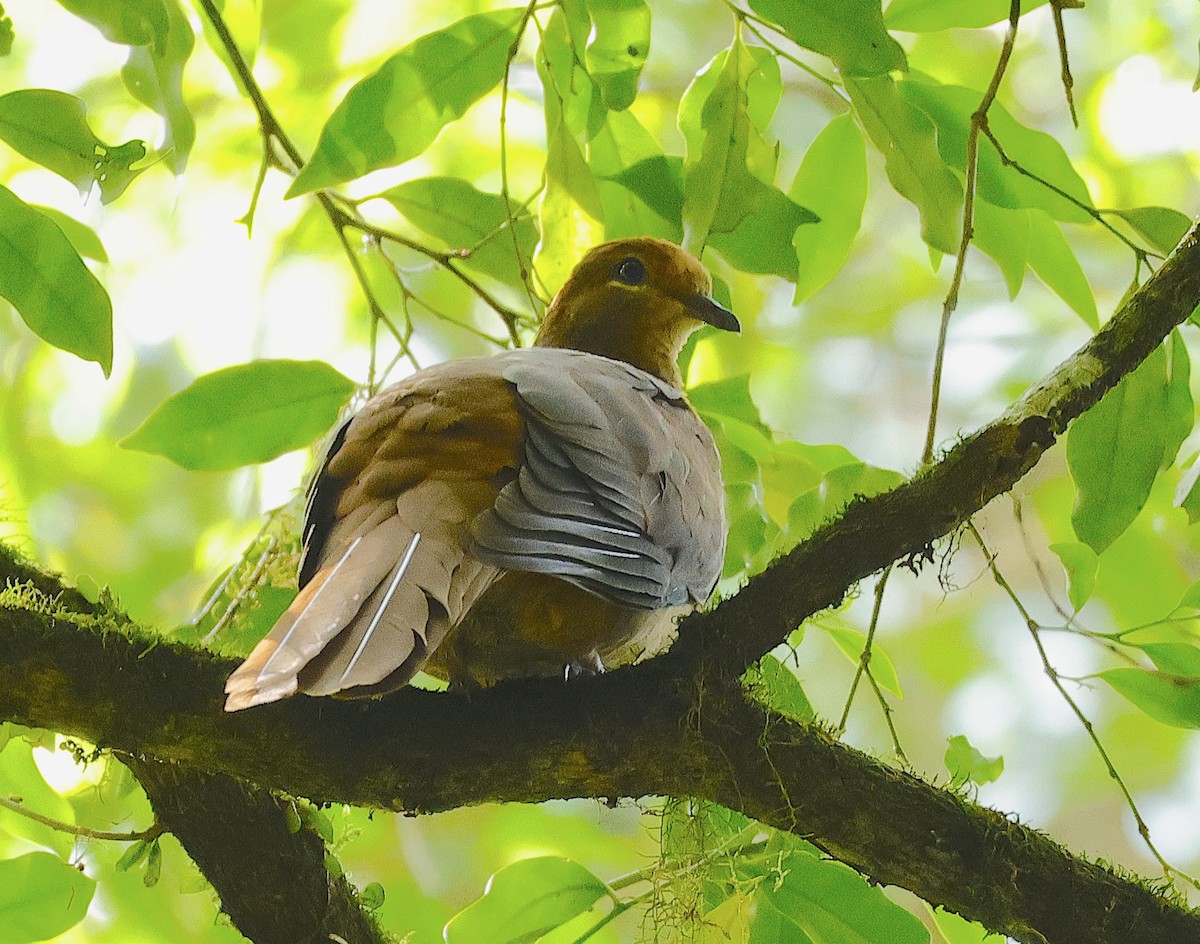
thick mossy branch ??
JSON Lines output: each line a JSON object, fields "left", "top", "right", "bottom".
{"left": 0, "top": 544, "right": 389, "bottom": 944}
{"left": 2, "top": 226, "right": 1199, "bottom": 944}
{"left": 129, "top": 758, "right": 390, "bottom": 944}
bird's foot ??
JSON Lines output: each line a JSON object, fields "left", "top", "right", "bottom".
{"left": 564, "top": 651, "right": 605, "bottom": 682}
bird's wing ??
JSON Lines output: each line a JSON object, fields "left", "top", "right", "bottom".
{"left": 470, "top": 348, "right": 727, "bottom": 610}
{"left": 224, "top": 357, "right": 519, "bottom": 710}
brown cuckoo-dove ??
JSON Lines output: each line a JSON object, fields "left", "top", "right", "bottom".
{"left": 224, "top": 237, "right": 737, "bottom": 710}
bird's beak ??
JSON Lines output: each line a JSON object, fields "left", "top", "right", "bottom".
{"left": 685, "top": 294, "right": 741, "bottom": 333}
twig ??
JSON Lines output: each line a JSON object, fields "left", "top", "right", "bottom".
{"left": 981, "top": 128, "right": 1157, "bottom": 262}
{"left": 836, "top": 566, "right": 891, "bottom": 732}
{"left": 202, "top": 535, "right": 277, "bottom": 645}
{"left": 499, "top": 0, "right": 542, "bottom": 318}
{"left": 1050, "top": 0, "right": 1080, "bottom": 127}
{"left": 922, "top": 0, "right": 1022, "bottom": 467}
{"left": 193, "top": 0, "right": 528, "bottom": 352}
{"left": 0, "top": 795, "right": 161, "bottom": 843}
{"left": 968, "top": 522, "right": 1200, "bottom": 892}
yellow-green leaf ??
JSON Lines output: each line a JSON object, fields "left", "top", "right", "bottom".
{"left": 288, "top": 8, "right": 525, "bottom": 196}
{"left": 886, "top": 0, "right": 1050, "bottom": 32}
{"left": 1113, "top": 206, "right": 1193, "bottom": 255}
{"left": 945, "top": 734, "right": 1004, "bottom": 787}
{"left": 583, "top": 0, "right": 650, "bottom": 110}
{"left": 1049, "top": 541, "right": 1098, "bottom": 612}
{"left": 791, "top": 114, "right": 868, "bottom": 302}
{"left": 0, "top": 89, "right": 147, "bottom": 203}
{"left": 1068, "top": 343, "right": 1171, "bottom": 552}
{"left": 120, "top": 359, "right": 357, "bottom": 471}
{"left": 1027, "top": 209, "right": 1097, "bottom": 328}
{"left": 0, "top": 185, "right": 113, "bottom": 375}
{"left": 0, "top": 852, "right": 95, "bottom": 944}
{"left": 750, "top": 0, "right": 906, "bottom": 75}
{"left": 846, "top": 75, "right": 962, "bottom": 254}
{"left": 444, "top": 856, "right": 610, "bottom": 944}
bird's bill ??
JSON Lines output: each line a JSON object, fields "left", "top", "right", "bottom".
{"left": 685, "top": 293, "right": 741, "bottom": 333}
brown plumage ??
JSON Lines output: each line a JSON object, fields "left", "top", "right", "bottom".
{"left": 224, "top": 237, "right": 738, "bottom": 710}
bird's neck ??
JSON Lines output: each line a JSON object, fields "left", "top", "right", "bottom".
{"left": 535, "top": 312, "right": 687, "bottom": 388}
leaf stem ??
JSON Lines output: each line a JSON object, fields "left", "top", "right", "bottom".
{"left": 968, "top": 521, "right": 1200, "bottom": 892}
{"left": 0, "top": 794, "right": 161, "bottom": 844}
{"left": 922, "top": 0, "right": 1022, "bottom": 467}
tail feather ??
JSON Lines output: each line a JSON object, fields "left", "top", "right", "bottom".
{"left": 224, "top": 481, "right": 501, "bottom": 711}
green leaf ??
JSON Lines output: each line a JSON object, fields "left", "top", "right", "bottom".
{"left": 121, "top": 0, "right": 195, "bottom": 174}
{"left": 361, "top": 881, "right": 385, "bottom": 910}
{"left": 899, "top": 75, "right": 1093, "bottom": 224}
{"left": 680, "top": 39, "right": 783, "bottom": 251}
{"left": 1099, "top": 667, "right": 1200, "bottom": 728}
{"left": 1112, "top": 207, "right": 1194, "bottom": 255}
{"left": 757, "top": 849, "right": 930, "bottom": 944}
{"left": 0, "top": 7, "right": 12, "bottom": 56}
{"left": 710, "top": 179, "right": 817, "bottom": 279}
{"left": 1163, "top": 329, "right": 1193, "bottom": 469}
{"left": 1027, "top": 209, "right": 1097, "bottom": 328}
{"left": 583, "top": 0, "right": 650, "bottom": 110}
{"left": 143, "top": 838, "right": 162, "bottom": 887}
{"left": 444, "top": 856, "right": 610, "bottom": 944}
{"left": 380, "top": 177, "right": 536, "bottom": 288}
{"left": 791, "top": 114, "right": 868, "bottom": 301}
{"left": 944, "top": 734, "right": 1003, "bottom": 787}
{"left": 287, "top": 8, "right": 526, "bottom": 196}
{"left": 1177, "top": 453, "right": 1200, "bottom": 525}
{"left": 28, "top": 205, "right": 108, "bottom": 261}
{"left": 115, "top": 839, "right": 152, "bottom": 872}
{"left": 1137, "top": 642, "right": 1200, "bottom": 676}
{"left": 746, "top": 654, "right": 816, "bottom": 722}
{"left": 929, "top": 907, "right": 992, "bottom": 944}
{"left": 885, "top": 0, "right": 1050, "bottom": 32}
{"left": 54, "top": 0, "right": 168, "bottom": 46}
{"left": 691, "top": 375, "right": 772, "bottom": 435}
{"left": 724, "top": 481, "right": 783, "bottom": 577}
{"left": 749, "top": 0, "right": 906, "bottom": 75}
{"left": 823, "top": 625, "right": 903, "bottom": 697}
{"left": 605, "top": 154, "right": 684, "bottom": 227}
{"left": 592, "top": 113, "right": 683, "bottom": 241}
{"left": 846, "top": 76, "right": 962, "bottom": 254}
{"left": 0, "top": 89, "right": 147, "bottom": 203}
{"left": 1068, "top": 342, "right": 1175, "bottom": 552}
{"left": 120, "top": 360, "right": 357, "bottom": 471}
{"left": 1049, "top": 541, "right": 1098, "bottom": 611}
{"left": 972, "top": 201, "right": 1028, "bottom": 298}
{"left": 0, "top": 186, "right": 113, "bottom": 375}
{"left": 535, "top": 7, "right": 605, "bottom": 292}
{"left": 0, "top": 851, "right": 96, "bottom": 943}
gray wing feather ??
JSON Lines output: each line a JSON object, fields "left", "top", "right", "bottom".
{"left": 469, "top": 349, "right": 726, "bottom": 610}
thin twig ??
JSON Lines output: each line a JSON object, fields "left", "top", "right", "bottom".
{"left": 499, "top": 0, "right": 542, "bottom": 318}
{"left": 202, "top": 535, "right": 277, "bottom": 645}
{"left": 193, "top": 0, "right": 529, "bottom": 350}
{"left": 0, "top": 795, "right": 161, "bottom": 844}
{"left": 968, "top": 522, "right": 1200, "bottom": 892}
{"left": 1050, "top": 0, "right": 1080, "bottom": 126}
{"left": 922, "top": 0, "right": 1022, "bottom": 467}
{"left": 836, "top": 566, "right": 891, "bottom": 732}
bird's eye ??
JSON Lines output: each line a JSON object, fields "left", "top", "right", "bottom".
{"left": 613, "top": 257, "right": 647, "bottom": 286}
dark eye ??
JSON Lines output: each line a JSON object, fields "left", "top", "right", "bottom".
{"left": 614, "top": 257, "right": 647, "bottom": 286}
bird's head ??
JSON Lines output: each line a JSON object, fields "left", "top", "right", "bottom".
{"left": 534, "top": 237, "right": 740, "bottom": 387}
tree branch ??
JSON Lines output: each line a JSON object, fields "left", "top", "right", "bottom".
{"left": 2, "top": 223, "right": 1199, "bottom": 944}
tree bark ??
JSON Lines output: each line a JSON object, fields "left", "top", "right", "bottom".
{"left": 2, "top": 224, "right": 1199, "bottom": 944}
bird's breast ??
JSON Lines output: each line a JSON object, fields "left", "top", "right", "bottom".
{"left": 422, "top": 570, "right": 685, "bottom": 687}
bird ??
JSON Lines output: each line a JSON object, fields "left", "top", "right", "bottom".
{"left": 224, "top": 236, "right": 739, "bottom": 711}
